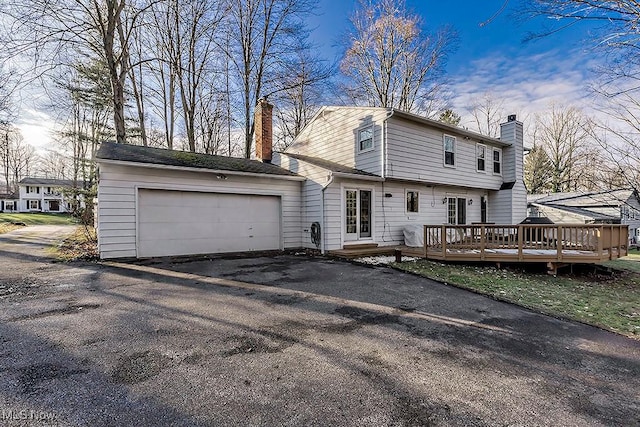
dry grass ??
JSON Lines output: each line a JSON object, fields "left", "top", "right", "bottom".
{"left": 0, "top": 223, "right": 22, "bottom": 234}
{"left": 55, "top": 226, "right": 99, "bottom": 262}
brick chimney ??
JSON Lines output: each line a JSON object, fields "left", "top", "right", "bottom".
{"left": 255, "top": 98, "right": 273, "bottom": 162}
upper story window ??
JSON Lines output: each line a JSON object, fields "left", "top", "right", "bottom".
{"left": 493, "top": 148, "right": 502, "bottom": 174}
{"left": 476, "top": 144, "right": 486, "bottom": 172}
{"left": 358, "top": 127, "right": 373, "bottom": 152}
{"left": 406, "top": 190, "right": 419, "bottom": 213}
{"left": 26, "top": 186, "right": 40, "bottom": 194}
{"left": 443, "top": 135, "right": 456, "bottom": 167}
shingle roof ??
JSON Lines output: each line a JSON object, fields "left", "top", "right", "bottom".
{"left": 19, "top": 177, "right": 85, "bottom": 187}
{"left": 96, "top": 142, "right": 298, "bottom": 177}
{"left": 0, "top": 192, "right": 17, "bottom": 199}
{"left": 528, "top": 189, "right": 635, "bottom": 207}
{"left": 281, "top": 152, "right": 379, "bottom": 177}
{"left": 534, "top": 203, "right": 620, "bottom": 221}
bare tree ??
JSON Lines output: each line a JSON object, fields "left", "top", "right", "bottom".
{"left": 523, "top": 144, "right": 552, "bottom": 194}
{"left": 1, "top": 0, "right": 157, "bottom": 144}
{"left": 224, "top": 0, "right": 315, "bottom": 158}
{"left": 340, "top": 0, "right": 457, "bottom": 115}
{"left": 590, "top": 93, "right": 640, "bottom": 194}
{"left": 271, "top": 43, "right": 334, "bottom": 150}
{"left": 533, "top": 105, "right": 593, "bottom": 192}
{"left": 1, "top": 129, "right": 37, "bottom": 191}
{"left": 467, "top": 92, "right": 505, "bottom": 137}
{"left": 37, "top": 149, "right": 73, "bottom": 180}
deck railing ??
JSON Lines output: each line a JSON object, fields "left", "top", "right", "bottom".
{"left": 423, "top": 224, "right": 628, "bottom": 263}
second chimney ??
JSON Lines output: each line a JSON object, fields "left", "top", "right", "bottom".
{"left": 255, "top": 98, "right": 273, "bottom": 163}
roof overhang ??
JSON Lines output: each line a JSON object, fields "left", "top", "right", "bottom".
{"left": 330, "top": 171, "right": 384, "bottom": 182}
{"left": 96, "top": 158, "right": 306, "bottom": 181}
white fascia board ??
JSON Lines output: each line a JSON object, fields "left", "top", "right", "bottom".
{"left": 331, "top": 171, "right": 384, "bottom": 182}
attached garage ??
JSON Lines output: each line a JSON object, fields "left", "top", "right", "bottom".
{"left": 95, "top": 142, "right": 304, "bottom": 259}
{"left": 137, "top": 189, "right": 282, "bottom": 257}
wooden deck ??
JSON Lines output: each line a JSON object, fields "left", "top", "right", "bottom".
{"left": 424, "top": 224, "right": 628, "bottom": 273}
{"left": 330, "top": 224, "right": 629, "bottom": 274}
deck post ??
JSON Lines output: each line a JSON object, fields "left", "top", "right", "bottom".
{"left": 423, "top": 225, "right": 428, "bottom": 258}
{"left": 557, "top": 225, "right": 563, "bottom": 261}
{"left": 517, "top": 225, "right": 523, "bottom": 261}
{"left": 480, "top": 225, "right": 485, "bottom": 261}
{"left": 441, "top": 225, "right": 447, "bottom": 259}
{"left": 597, "top": 225, "right": 604, "bottom": 260}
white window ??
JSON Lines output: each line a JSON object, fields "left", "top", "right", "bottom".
{"left": 406, "top": 190, "right": 419, "bottom": 213}
{"left": 493, "top": 148, "right": 502, "bottom": 174}
{"left": 444, "top": 135, "right": 456, "bottom": 167}
{"left": 476, "top": 144, "right": 486, "bottom": 172}
{"left": 28, "top": 200, "right": 39, "bottom": 210}
{"left": 358, "top": 127, "right": 373, "bottom": 152}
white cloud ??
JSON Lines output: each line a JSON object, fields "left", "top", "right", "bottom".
{"left": 449, "top": 48, "right": 599, "bottom": 129}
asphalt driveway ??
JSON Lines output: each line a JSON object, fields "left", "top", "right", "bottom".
{"left": 0, "top": 226, "right": 639, "bottom": 426}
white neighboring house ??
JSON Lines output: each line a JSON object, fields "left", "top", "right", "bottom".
{"left": 95, "top": 100, "right": 527, "bottom": 259}
{"left": 528, "top": 189, "right": 640, "bottom": 245}
{"left": 17, "top": 178, "right": 86, "bottom": 213}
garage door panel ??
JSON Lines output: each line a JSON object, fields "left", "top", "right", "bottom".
{"left": 138, "top": 189, "right": 281, "bottom": 257}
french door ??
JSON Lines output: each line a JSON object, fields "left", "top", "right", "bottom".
{"left": 345, "top": 189, "right": 372, "bottom": 241}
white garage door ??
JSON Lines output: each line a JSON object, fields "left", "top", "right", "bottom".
{"left": 138, "top": 189, "right": 281, "bottom": 257}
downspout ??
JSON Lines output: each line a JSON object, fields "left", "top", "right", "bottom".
{"left": 383, "top": 109, "right": 395, "bottom": 179}
{"left": 320, "top": 172, "right": 335, "bottom": 254}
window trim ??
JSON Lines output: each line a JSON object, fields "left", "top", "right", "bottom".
{"left": 476, "top": 144, "right": 486, "bottom": 172}
{"left": 405, "top": 190, "right": 419, "bottom": 214}
{"left": 357, "top": 126, "right": 374, "bottom": 153}
{"left": 492, "top": 148, "right": 502, "bottom": 175}
{"left": 443, "top": 134, "right": 456, "bottom": 168}
{"left": 28, "top": 200, "right": 39, "bottom": 210}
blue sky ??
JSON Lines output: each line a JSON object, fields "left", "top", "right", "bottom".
{"left": 308, "top": 0, "right": 599, "bottom": 128}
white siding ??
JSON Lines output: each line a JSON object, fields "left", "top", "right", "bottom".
{"left": 274, "top": 152, "right": 330, "bottom": 249}
{"left": 97, "top": 162, "right": 302, "bottom": 259}
{"left": 498, "top": 120, "right": 527, "bottom": 223}
{"left": 322, "top": 178, "right": 488, "bottom": 251}
{"left": 286, "top": 107, "right": 388, "bottom": 175}
{"left": 385, "top": 116, "right": 505, "bottom": 190}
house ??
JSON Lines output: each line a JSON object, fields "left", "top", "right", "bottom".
{"left": 95, "top": 100, "right": 526, "bottom": 259}
{"left": 17, "top": 178, "right": 85, "bottom": 213}
{"left": 0, "top": 188, "right": 18, "bottom": 212}
{"left": 528, "top": 189, "right": 640, "bottom": 245}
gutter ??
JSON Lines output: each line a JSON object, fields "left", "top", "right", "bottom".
{"left": 383, "top": 109, "right": 395, "bottom": 179}
{"left": 96, "top": 158, "right": 306, "bottom": 181}
{"left": 330, "top": 171, "right": 384, "bottom": 182}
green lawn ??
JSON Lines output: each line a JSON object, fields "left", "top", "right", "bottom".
{"left": 605, "top": 249, "right": 640, "bottom": 273}
{"left": 393, "top": 258, "right": 640, "bottom": 339}
{"left": 0, "top": 212, "right": 78, "bottom": 226}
